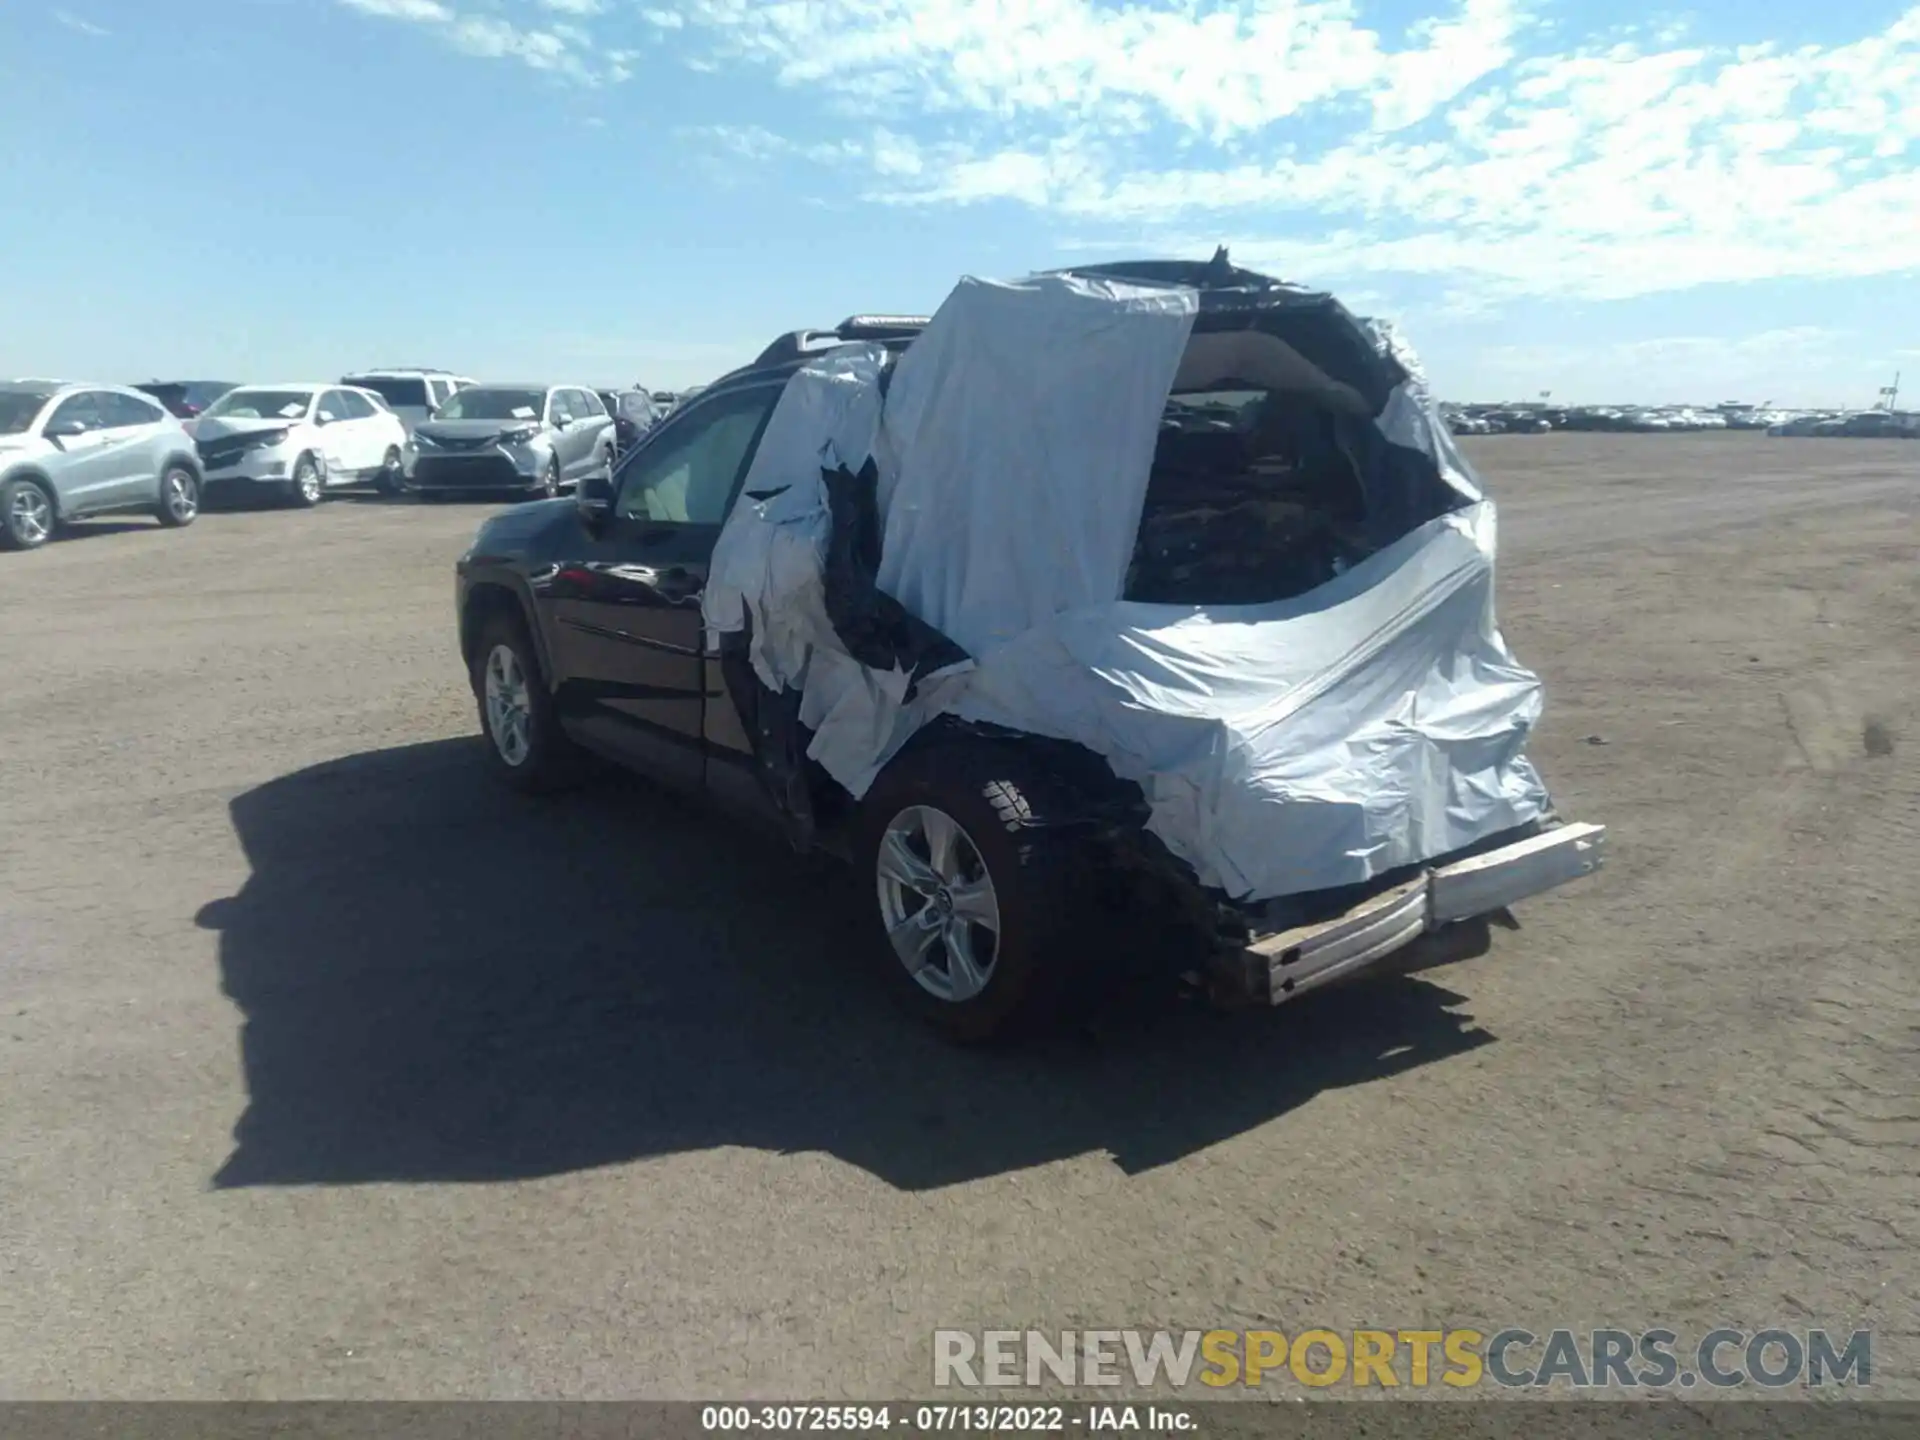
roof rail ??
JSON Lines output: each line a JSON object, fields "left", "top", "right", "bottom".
{"left": 749, "top": 329, "right": 845, "bottom": 369}
{"left": 751, "top": 316, "right": 930, "bottom": 370}
{"left": 835, "top": 314, "right": 929, "bottom": 335}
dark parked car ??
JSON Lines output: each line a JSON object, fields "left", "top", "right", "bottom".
{"left": 132, "top": 380, "right": 237, "bottom": 431}
{"left": 597, "top": 387, "right": 661, "bottom": 455}
{"left": 454, "top": 281, "right": 1603, "bottom": 1042}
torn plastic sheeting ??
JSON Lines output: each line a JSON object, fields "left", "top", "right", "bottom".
{"left": 948, "top": 502, "right": 1552, "bottom": 899}
{"left": 703, "top": 343, "right": 976, "bottom": 800}
{"left": 703, "top": 341, "right": 891, "bottom": 691}
{"left": 873, "top": 274, "right": 1199, "bottom": 658}
{"left": 703, "top": 267, "right": 1554, "bottom": 901}
{"left": 820, "top": 456, "right": 969, "bottom": 699}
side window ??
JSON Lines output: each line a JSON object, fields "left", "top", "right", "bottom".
{"left": 100, "top": 391, "right": 167, "bottom": 427}
{"left": 317, "top": 389, "right": 351, "bottom": 423}
{"left": 338, "top": 391, "right": 376, "bottom": 420}
{"left": 47, "top": 392, "right": 107, "bottom": 434}
{"left": 615, "top": 386, "right": 782, "bottom": 525}
{"left": 574, "top": 389, "right": 606, "bottom": 418}
{"left": 546, "top": 390, "right": 575, "bottom": 427}
{"left": 427, "top": 379, "right": 452, "bottom": 409}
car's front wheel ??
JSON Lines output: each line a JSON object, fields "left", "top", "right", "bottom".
{"left": 2, "top": 477, "right": 57, "bottom": 551}
{"left": 286, "top": 454, "right": 324, "bottom": 508}
{"left": 532, "top": 456, "right": 561, "bottom": 501}
{"left": 375, "top": 447, "right": 405, "bottom": 496}
{"left": 154, "top": 465, "right": 199, "bottom": 528}
{"left": 470, "top": 612, "right": 586, "bottom": 792}
{"left": 855, "top": 742, "right": 1092, "bottom": 1043}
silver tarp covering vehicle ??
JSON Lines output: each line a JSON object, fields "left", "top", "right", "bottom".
{"left": 705, "top": 259, "right": 1599, "bottom": 919}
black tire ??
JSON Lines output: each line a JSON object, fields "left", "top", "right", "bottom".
{"left": 286, "top": 454, "right": 324, "bottom": 508}
{"left": 469, "top": 611, "right": 586, "bottom": 793}
{"left": 154, "top": 464, "right": 199, "bottom": 528}
{"left": 2, "top": 476, "right": 57, "bottom": 551}
{"left": 854, "top": 741, "right": 1094, "bottom": 1044}
{"left": 375, "top": 447, "right": 404, "bottom": 496}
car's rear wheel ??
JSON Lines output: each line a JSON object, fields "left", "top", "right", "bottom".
{"left": 470, "top": 612, "right": 586, "bottom": 792}
{"left": 154, "top": 465, "right": 199, "bottom": 528}
{"left": 855, "top": 742, "right": 1093, "bottom": 1043}
{"left": 2, "top": 478, "right": 56, "bottom": 551}
{"left": 286, "top": 455, "right": 323, "bottom": 508}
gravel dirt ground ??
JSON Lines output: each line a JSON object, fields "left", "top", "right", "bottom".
{"left": 0, "top": 435, "right": 1915, "bottom": 1400}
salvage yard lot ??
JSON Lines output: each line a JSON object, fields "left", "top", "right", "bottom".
{"left": 1, "top": 434, "right": 1915, "bottom": 1397}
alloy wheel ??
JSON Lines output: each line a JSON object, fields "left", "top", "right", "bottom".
{"left": 165, "top": 471, "right": 197, "bottom": 523}
{"left": 10, "top": 486, "right": 52, "bottom": 546}
{"left": 875, "top": 804, "right": 1002, "bottom": 1002}
{"left": 483, "top": 643, "right": 533, "bottom": 767}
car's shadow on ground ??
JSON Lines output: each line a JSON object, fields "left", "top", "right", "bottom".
{"left": 200, "top": 738, "right": 1497, "bottom": 1192}
{"left": 53, "top": 518, "right": 162, "bottom": 541}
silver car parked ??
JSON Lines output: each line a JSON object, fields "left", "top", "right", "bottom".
{"left": 405, "top": 383, "right": 615, "bottom": 501}
{"left": 0, "top": 381, "right": 204, "bottom": 551}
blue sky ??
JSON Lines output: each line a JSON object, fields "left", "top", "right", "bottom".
{"left": 3, "top": 0, "right": 1915, "bottom": 404}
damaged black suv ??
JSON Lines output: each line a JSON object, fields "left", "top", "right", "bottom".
{"left": 455, "top": 257, "right": 1603, "bottom": 1042}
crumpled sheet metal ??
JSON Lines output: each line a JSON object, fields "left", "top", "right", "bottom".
{"left": 705, "top": 272, "right": 1553, "bottom": 901}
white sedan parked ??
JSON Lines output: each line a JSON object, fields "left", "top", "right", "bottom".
{"left": 193, "top": 384, "right": 409, "bottom": 507}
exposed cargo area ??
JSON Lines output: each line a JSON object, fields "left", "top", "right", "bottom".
{"left": 1129, "top": 391, "right": 1384, "bottom": 605}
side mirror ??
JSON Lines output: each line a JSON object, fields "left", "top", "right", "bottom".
{"left": 46, "top": 419, "right": 88, "bottom": 439}
{"left": 577, "top": 469, "right": 615, "bottom": 527}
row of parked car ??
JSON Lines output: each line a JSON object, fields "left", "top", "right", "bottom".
{"left": 0, "top": 369, "right": 691, "bottom": 551}
{"left": 1444, "top": 401, "right": 1919, "bottom": 437}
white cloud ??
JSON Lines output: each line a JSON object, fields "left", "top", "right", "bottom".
{"left": 650, "top": 0, "right": 1920, "bottom": 303}
{"left": 668, "top": 0, "right": 1526, "bottom": 141}
{"left": 337, "top": 0, "right": 448, "bottom": 19}
{"left": 51, "top": 7, "right": 110, "bottom": 34}
{"left": 332, "top": 0, "right": 625, "bottom": 86}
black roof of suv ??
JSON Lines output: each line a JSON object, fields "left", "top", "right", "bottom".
{"left": 720, "top": 253, "right": 1406, "bottom": 414}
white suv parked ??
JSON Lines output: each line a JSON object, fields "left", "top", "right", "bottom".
{"left": 341, "top": 369, "right": 472, "bottom": 490}
{"left": 193, "top": 384, "right": 410, "bottom": 507}
{"left": 340, "top": 369, "right": 471, "bottom": 433}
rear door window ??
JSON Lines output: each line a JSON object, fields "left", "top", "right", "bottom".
{"left": 101, "top": 391, "right": 168, "bottom": 427}
{"left": 347, "top": 376, "right": 429, "bottom": 410}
